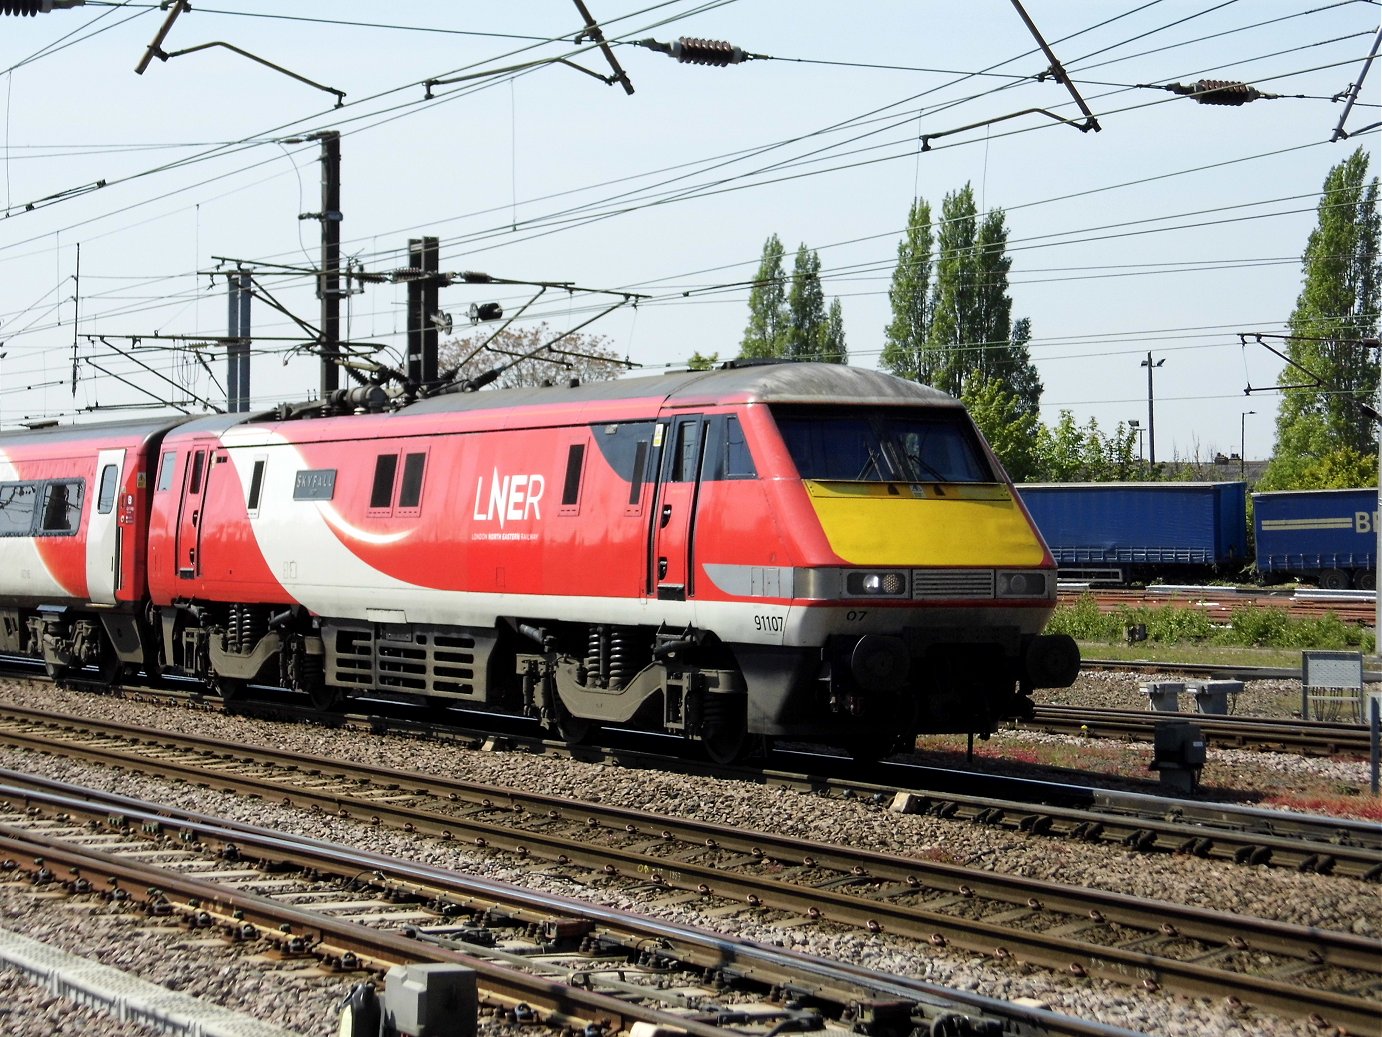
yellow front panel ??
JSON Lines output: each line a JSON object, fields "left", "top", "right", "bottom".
{"left": 804, "top": 481, "right": 1048, "bottom": 566}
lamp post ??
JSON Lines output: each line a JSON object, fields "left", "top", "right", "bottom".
{"left": 1141, "top": 352, "right": 1165, "bottom": 465}
{"left": 1240, "top": 410, "right": 1255, "bottom": 479}
{"left": 1128, "top": 419, "right": 1143, "bottom": 463}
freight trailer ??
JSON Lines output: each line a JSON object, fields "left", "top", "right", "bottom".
{"left": 1253, "top": 487, "right": 1378, "bottom": 590}
{"left": 1017, "top": 482, "right": 1249, "bottom": 585}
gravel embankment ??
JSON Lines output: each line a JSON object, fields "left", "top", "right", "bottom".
{"left": 0, "top": 678, "right": 1376, "bottom": 1037}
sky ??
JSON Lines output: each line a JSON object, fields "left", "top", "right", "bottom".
{"left": 1, "top": 0, "right": 1379, "bottom": 468}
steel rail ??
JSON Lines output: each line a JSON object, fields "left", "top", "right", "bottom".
{"left": 0, "top": 716, "right": 1375, "bottom": 1030}
{"left": 1, "top": 696, "right": 1377, "bottom": 880}
{"left": 0, "top": 774, "right": 1137, "bottom": 1037}
{"left": 1026, "top": 704, "right": 1372, "bottom": 755}
{"left": 0, "top": 825, "right": 694, "bottom": 1037}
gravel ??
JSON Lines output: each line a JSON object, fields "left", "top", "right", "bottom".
{"left": 0, "top": 677, "right": 1374, "bottom": 1037}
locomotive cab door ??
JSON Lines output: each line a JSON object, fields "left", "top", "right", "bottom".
{"left": 650, "top": 415, "right": 706, "bottom": 601}
{"left": 174, "top": 445, "right": 211, "bottom": 578}
{"left": 85, "top": 448, "right": 125, "bottom": 604}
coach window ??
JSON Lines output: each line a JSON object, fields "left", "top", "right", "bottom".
{"left": 724, "top": 417, "right": 756, "bottom": 478}
{"left": 97, "top": 464, "right": 119, "bottom": 514}
{"left": 187, "top": 451, "right": 205, "bottom": 495}
{"left": 246, "top": 459, "right": 267, "bottom": 515}
{"left": 560, "top": 443, "right": 585, "bottom": 512}
{"left": 38, "top": 480, "right": 83, "bottom": 534}
{"left": 397, "top": 452, "right": 427, "bottom": 510}
{"left": 669, "top": 420, "right": 700, "bottom": 482}
{"left": 156, "top": 451, "right": 176, "bottom": 492}
{"left": 369, "top": 454, "right": 398, "bottom": 510}
{"left": 0, "top": 483, "right": 36, "bottom": 536}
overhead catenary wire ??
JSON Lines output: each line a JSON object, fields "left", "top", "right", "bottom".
{"left": 2, "top": 2, "right": 1370, "bottom": 425}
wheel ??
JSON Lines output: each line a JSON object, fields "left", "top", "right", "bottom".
{"left": 1319, "top": 569, "right": 1349, "bottom": 591}
{"left": 1354, "top": 570, "right": 1376, "bottom": 591}
{"left": 308, "top": 683, "right": 342, "bottom": 711}
{"left": 553, "top": 707, "right": 597, "bottom": 746}
{"left": 700, "top": 694, "right": 748, "bottom": 765}
{"left": 209, "top": 675, "right": 244, "bottom": 702}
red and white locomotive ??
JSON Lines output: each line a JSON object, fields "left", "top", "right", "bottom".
{"left": 0, "top": 362, "right": 1077, "bottom": 761}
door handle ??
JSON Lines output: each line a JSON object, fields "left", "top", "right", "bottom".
{"left": 658, "top": 557, "right": 668, "bottom": 579}
{"left": 660, "top": 504, "right": 673, "bottom": 528}
{"left": 191, "top": 509, "right": 199, "bottom": 527}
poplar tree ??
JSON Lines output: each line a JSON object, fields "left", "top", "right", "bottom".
{"left": 785, "top": 244, "right": 827, "bottom": 359}
{"left": 1261, "top": 147, "right": 1380, "bottom": 490}
{"left": 881, "top": 198, "right": 934, "bottom": 381}
{"left": 740, "top": 234, "right": 788, "bottom": 358}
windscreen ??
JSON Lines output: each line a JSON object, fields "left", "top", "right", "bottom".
{"left": 774, "top": 406, "right": 995, "bottom": 484}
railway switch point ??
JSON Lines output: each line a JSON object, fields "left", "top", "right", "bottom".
{"left": 1150, "top": 720, "right": 1206, "bottom": 795}
{"left": 1141, "top": 681, "right": 1185, "bottom": 712}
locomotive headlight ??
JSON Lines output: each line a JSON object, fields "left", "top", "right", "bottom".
{"left": 996, "top": 570, "right": 1052, "bottom": 599}
{"left": 845, "top": 570, "right": 909, "bottom": 597}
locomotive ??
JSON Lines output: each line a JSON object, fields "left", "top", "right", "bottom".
{"left": 0, "top": 362, "right": 1079, "bottom": 761}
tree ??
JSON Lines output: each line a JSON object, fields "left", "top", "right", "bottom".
{"left": 1261, "top": 147, "right": 1380, "bottom": 490}
{"left": 785, "top": 244, "right": 827, "bottom": 360}
{"left": 881, "top": 198, "right": 933, "bottom": 381}
{"left": 740, "top": 235, "right": 847, "bottom": 363}
{"left": 437, "top": 321, "right": 625, "bottom": 389}
{"left": 902, "top": 184, "right": 1041, "bottom": 414}
{"left": 925, "top": 185, "right": 980, "bottom": 396}
{"left": 821, "top": 298, "right": 847, "bottom": 364}
{"left": 1029, "top": 411, "right": 1140, "bottom": 482}
{"left": 687, "top": 351, "right": 720, "bottom": 370}
{"left": 740, "top": 234, "right": 788, "bottom": 358}
{"left": 962, "top": 375, "right": 1040, "bottom": 481}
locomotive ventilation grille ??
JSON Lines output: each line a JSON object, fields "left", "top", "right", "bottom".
{"left": 911, "top": 569, "right": 996, "bottom": 599}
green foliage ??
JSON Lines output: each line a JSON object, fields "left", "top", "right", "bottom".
{"left": 1028, "top": 410, "right": 1141, "bottom": 482}
{"left": 822, "top": 298, "right": 847, "bottom": 364}
{"left": 962, "top": 374, "right": 1040, "bottom": 481}
{"left": 881, "top": 197, "right": 933, "bottom": 381}
{"left": 740, "top": 236, "right": 846, "bottom": 363}
{"left": 1263, "top": 146, "right": 1381, "bottom": 488}
{"left": 883, "top": 187, "right": 1040, "bottom": 423}
{"left": 686, "top": 351, "right": 719, "bottom": 371}
{"left": 1044, "top": 594, "right": 1121, "bottom": 641}
{"left": 1048, "top": 595, "right": 1375, "bottom": 653}
{"left": 740, "top": 234, "right": 788, "bottom": 358}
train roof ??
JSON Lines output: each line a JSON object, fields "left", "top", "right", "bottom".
{"left": 0, "top": 414, "right": 191, "bottom": 446}
{"left": 398, "top": 361, "right": 958, "bottom": 417}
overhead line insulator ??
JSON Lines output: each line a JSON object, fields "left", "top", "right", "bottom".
{"left": 1161, "top": 79, "right": 1274, "bottom": 106}
{"left": 637, "top": 36, "right": 751, "bottom": 67}
{"left": 1, "top": 0, "right": 85, "bottom": 13}
{"left": 671, "top": 37, "right": 745, "bottom": 66}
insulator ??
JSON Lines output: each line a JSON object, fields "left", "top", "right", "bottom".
{"left": 2, "top": 1, "right": 84, "bottom": 15}
{"left": 671, "top": 37, "right": 746, "bottom": 67}
{"left": 1191, "top": 80, "right": 1261, "bottom": 106}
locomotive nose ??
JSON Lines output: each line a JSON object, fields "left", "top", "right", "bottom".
{"left": 850, "top": 634, "right": 911, "bottom": 691}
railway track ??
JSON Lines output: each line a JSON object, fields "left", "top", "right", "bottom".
{"left": 1025, "top": 703, "right": 1374, "bottom": 756}
{"left": 1058, "top": 585, "right": 1377, "bottom": 626}
{"left": 0, "top": 703, "right": 1377, "bottom": 1033}
{"left": 6, "top": 672, "right": 1380, "bottom": 881}
{"left": 0, "top": 774, "right": 1112, "bottom": 1037}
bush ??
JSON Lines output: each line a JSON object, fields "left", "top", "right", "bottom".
{"left": 1220, "top": 605, "right": 1291, "bottom": 647}
{"left": 1046, "top": 597, "right": 1375, "bottom": 652}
